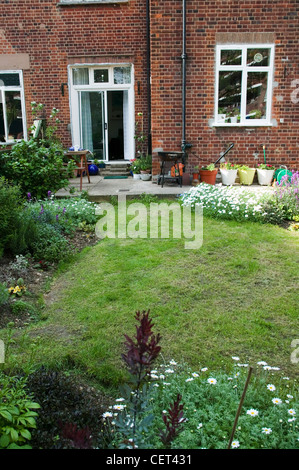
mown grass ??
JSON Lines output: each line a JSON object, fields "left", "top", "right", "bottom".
{"left": 3, "top": 200, "right": 299, "bottom": 392}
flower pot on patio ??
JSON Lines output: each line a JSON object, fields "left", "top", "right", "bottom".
{"left": 238, "top": 168, "right": 256, "bottom": 185}
{"left": 140, "top": 171, "right": 151, "bottom": 181}
{"left": 133, "top": 173, "right": 141, "bottom": 179}
{"left": 88, "top": 164, "right": 98, "bottom": 175}
{"left": 199, "top": 169, "right": 218, "bottom": 185}
{"left": 220, "top": 169, "right": 238, "bottom": 185}
{"left": 257, "top": 169, "right": 275, "bottom": 186}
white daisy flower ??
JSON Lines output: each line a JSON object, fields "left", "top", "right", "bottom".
{"left": 267, "top": 384, "right": 276, "bottom": 392}
{"left": 207, "top": 378, "right": 217, "bottom": 385}
{"left": 246, "top": 409, "right": 259, "bottom": 417}
{"left": 272, "top": 398, "right": 282, "bottom": 405}
{"left": 262, "top": 427, "right": 272, "bottom": 434}
{"left": 231, "top": 440, "right": 240, "bottom": 448}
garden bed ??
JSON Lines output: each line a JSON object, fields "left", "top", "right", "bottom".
{"left": 0, "top": 229, "right": 99, "bottom": 329}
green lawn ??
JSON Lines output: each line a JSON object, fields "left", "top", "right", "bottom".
{"left": 6, "top": 209, "right": 299, "bottom": 391}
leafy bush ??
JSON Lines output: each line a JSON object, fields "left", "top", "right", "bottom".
{"left": 0, "top": 139, "right": 69, "bottom": 199}
{"left": 0, "top": 282, "right": 9, "bottom": 306}
{"left": 0, "top": 177, "right": 24, "bottom": 255}
{"left": 25, "top": 367, "right": 106, "bottom": 449}
{"left": 0, "top": 372, "right": 40, "bottom": 449}
{"left": 271, "top": 171, "right": 299, "bottom": 220}
{"left": 29, "top": 223, "right": 71, "bottom": 263}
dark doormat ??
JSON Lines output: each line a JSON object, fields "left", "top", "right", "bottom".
{"left": 103, "top": 176, "right": 128, "bottom": 179}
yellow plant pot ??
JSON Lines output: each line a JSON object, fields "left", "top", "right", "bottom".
{"left": 238, "top": 168, "right": 256, "bottom": 185}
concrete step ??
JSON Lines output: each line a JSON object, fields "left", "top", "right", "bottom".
{"left": 100, "top": 162, "right": 131, "bottom": 176}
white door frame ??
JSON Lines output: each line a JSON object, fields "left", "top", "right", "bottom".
{"left": 68, "top": 64, "right": 135, "bottom": 161}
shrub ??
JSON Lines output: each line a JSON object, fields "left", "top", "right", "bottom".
{"left": 0, "top": 372, "right": 40, "bottom": 449}
{"left": 25, "top": 367, "right": 106, "bottom": 449}
{"left": 0, "top": 139, "right": 69, "bottom": 199}
{"left": 0, "top": 177, "right": 24, "bottom": 254}
{"left": 0, "top": 282, "right": 9, "bottom": 306}
{"left": 29, "top": 223, "right": 71, "bottom": 263}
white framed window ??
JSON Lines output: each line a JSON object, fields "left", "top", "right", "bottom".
{"left": 214, "top": 44, "right": 274, "bottom": 126}
{"left": 0, "top": 70, "right": 27, "bottom": 144}
{"left": 69, "top": 64, "right": 134, "bottom": 161}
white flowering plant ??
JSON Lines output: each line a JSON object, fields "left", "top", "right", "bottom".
{"left": 179, "top": 183, "right": 289, "bottom": 225}
{"left": 103, "top": 358, "right": 298, "bottom": 449}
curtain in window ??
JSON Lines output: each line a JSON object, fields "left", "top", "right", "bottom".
{"left": 80, "top": 91, "right": 93, "bottom": 152}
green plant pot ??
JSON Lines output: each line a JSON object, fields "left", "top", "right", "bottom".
{"left": 238, "top": 168, "right": 256, "bottom": 185}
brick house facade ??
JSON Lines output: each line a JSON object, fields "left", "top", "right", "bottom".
{"left": 0, "top": 0, "right": 298, "bottom": 177}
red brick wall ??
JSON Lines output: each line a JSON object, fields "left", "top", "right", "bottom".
{"left": 0, "top": 0, "right": 149, "bottom": 150}
{"left": 150, "top": 0, "right": 298, "bottom": 175}
{"left": 1, "top": 0, "right": 298, "bottom": 173}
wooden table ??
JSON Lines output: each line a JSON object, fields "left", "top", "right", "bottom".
{"left": 64, "top": 150, "right": 91, "bottom": 191}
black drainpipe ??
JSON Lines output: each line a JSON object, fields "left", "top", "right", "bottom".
{"left": 181, "top": 0, "right": 190, "bottom": 164}
{"left": 146, "top": 0, "right": 152, "bottom": 155}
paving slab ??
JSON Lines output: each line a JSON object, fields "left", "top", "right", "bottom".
{"left": 55, "top": 174, "right": 274, "bottom": 201}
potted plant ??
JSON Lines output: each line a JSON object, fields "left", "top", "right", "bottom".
{"left": 139, "top": 155, "right": 152, "bottom": 181}
{"left": 192, "top": 165, "right": 199, "bottom": 182}
{"left": 256, "top": 163, "right": 275, "bottom": 185}
{"left": 199, "top": 163, "right": 218, "bottom": 185}
{"left": 220, "top": 162, "right": 239, "bottom": 185}
{"left": 130, "top": 158, "right": 141, "bottom": 179}
{"left": 238, "top": 165, "right": 256, "bottom": 185}
{"left": 217, "top": 107, "right": 227, "bottom": 123}
{"left": 229, "top": 109, "right": 240, "bottom": 124}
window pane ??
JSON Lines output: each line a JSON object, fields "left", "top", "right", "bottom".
{"left": 218, "top": 71, "right": 242, "bottom": 123}
{"left": 6, "top": 91, "right": 24, "bottom": 139}
{"left": 247, "top": 48, "right": 270, "bottom": 67}
{"left": 220, "top": 49, "right": 242, "bottom": 66}
{"left": 94, "top": 69, "right": 109, "bottom": 83}
{"left": 0, "top": 97, "right": 5, "bottom": 142}
{"left": 113, "top": 66, "right": 131, "bottom": 84}
{"left": 246, "top": 72, "right": 268, "bottom": 119}
{"left": 73, "top": 68, "right": 89, "bottom": 85}
{"left": 0, "top": 73, "right": 20, "bottom": 87}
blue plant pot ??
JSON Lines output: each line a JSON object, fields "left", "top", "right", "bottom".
{"left": 88, "top": 164, "right": 98, "bottom": 175}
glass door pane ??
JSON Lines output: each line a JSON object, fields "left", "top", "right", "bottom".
{"left": 80, "top": 91, "right": 106, "bottom": 160}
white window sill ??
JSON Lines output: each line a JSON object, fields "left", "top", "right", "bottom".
{"left": 213, "top": 122, "right": 273, "bottom": 127}
{"left": 58, "top": 0, "right": 128, "bottom": 5}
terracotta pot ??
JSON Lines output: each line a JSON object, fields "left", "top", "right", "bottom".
{"left": 199, "top": 169, "right": 218, "bottom": 185}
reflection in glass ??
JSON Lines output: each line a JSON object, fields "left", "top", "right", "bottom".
{"left": 113, "top": 67, "right": 131, "bottom": 84}
{"left": 6, "top": 91, "right": 23, "bottom": 139}
{"left": 220, "top": 49, "right": 242, "bottom": 66}
{"left": 94, "top": 69, "right": 109, "bottom": 83}
{"left": 0, "top": 73, "right": 20, "bottom": 87}
{"left": 80, "top": 91, "right": 105, "bottom": 159}
{"left": 73, "top": 68, "right": 89, "bottom": 85}
{"left": 247, "top": 49, "right": 270, "bottom": 67}
{"left": 246, "top": 72, "right": 268, "bottom": 119}
{"left": 218, "top": 71, "right": 242, "bottom": 122}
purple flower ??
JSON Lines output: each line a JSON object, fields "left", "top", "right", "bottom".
{"left": 27, "top": 192, "right": 31, "bottom": 201}
{"left": 56, "top": 214, "right": 59, "bottom": 221}
{"left": 48, "top": 191, "right": 52, "bottom": 198}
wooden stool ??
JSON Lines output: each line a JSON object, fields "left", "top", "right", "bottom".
{"left": 65, "top": 150, "right": 91, "bottom": 191}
